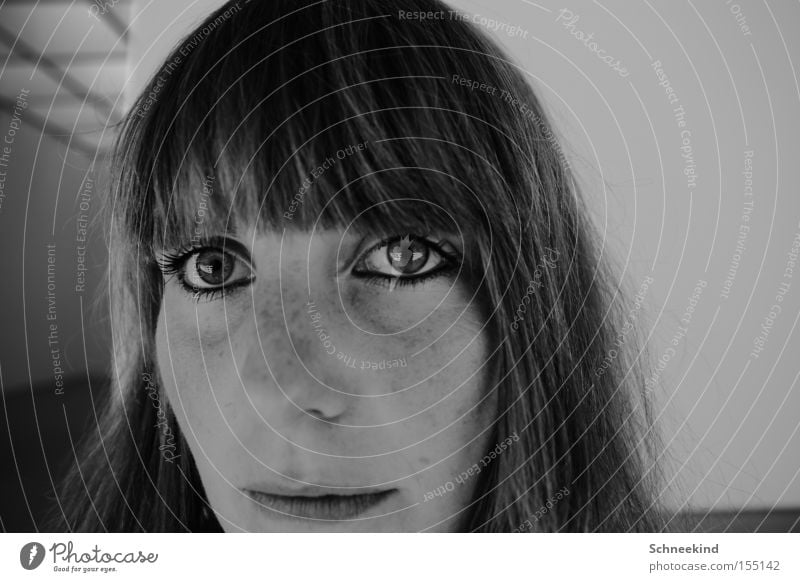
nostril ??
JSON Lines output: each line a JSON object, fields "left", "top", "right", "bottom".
{"left": 291, "top": 385, "right": 348, "bottom": 422}
{"left": 305, "top": 406, "right": 332, "bottom": 421}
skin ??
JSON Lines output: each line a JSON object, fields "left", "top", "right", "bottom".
{"left": 154, "top": 225, "right": 496, "bottom": 532}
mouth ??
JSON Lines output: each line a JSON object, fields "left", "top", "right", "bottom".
{"left": 242, "top": 487, "right": 398, "bottom": 521}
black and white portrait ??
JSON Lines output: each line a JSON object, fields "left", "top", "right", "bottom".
{"left": 0, "top": 0, "right": 798, "bottom": 545}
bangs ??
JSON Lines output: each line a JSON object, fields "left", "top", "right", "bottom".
{"left": 156, "top": 128, "right": 495, "bottom": 250}
{"left": 118, "top": 0, "right": 540, "bottom": 256}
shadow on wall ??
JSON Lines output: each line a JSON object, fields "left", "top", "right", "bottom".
{"left": 0, "top": 109, "right": 110, "bottom": 397}
{"left": 1, "top": 373, "right": 108, "bottom": 532}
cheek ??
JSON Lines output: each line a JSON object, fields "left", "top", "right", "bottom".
{"left": 154, "top": 289, "right": 253, "bottom": 470}
{"left": 371, "top": 295, "right": 494, "bottom": 449}
{"left": 367, "top": 282, "right": 488, "bottom": 398}
{"left": 393, "top": 332, "right": 496, "bottom": 523}
{"left": 378, "top": 288, "right": 496, "bottom": 498}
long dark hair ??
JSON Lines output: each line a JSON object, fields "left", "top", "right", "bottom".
{"left": 48, "top": 0, "right": 670, "bottom": 532}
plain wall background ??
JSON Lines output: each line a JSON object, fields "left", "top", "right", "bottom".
{"left": 2, "top": 0, "right": 798, "bottom": 515}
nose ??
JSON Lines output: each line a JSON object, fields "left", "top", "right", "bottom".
{"left": 275, "top": 334, "right": 350, "bottom": 421}
{"left": 241, "top": 291, "right": 359, "bottom": 423}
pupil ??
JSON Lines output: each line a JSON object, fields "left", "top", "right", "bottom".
{"left": 195, "top": 250, "right": 233, "bottom": 285}
{"left": 388, "top": 238, "right": 428, "bottom": 274}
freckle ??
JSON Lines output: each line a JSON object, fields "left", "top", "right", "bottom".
{"left": 419, "top": 456, "right": 431, "bottom": 466}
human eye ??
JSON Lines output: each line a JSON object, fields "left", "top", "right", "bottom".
{"left": 156, "top": 236, "right": 254, "bottom": 302}
{"left": 351, "top": 234, "right": 460, "bottom": 289}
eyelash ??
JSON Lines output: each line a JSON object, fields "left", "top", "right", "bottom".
{"left": 156, "top": 237, "right": 252, "bottom": 302}
{"left": 156, "top": 235, "right": 460, "bottom": 301}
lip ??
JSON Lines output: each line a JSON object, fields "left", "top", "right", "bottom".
{"left": 242, "top": 484, "right": 398, "bottom": 521}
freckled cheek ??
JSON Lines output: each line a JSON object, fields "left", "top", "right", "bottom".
{"left": 344, "top": 280, "right": 468, "bottom": 334}
{"left": 160, "top": 287, "right": 257, "bottom": 345}
{"left": 160, "top": 288, "right": 260, "bottom": 364}
{"left": 384, "top": 354, "right": 495, "bottom": 485}
{"left": 382, "top": 307, "right": 488, "bottom": 395}
{"left": 156, "top": 291, "right": 256, "bottom": 448}
{"left": 385, "top": 330, "right": 489, "bottom": 427}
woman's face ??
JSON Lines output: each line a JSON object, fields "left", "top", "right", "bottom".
{"left": 154, "top": 222, "right": 497, "bottom": 531}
